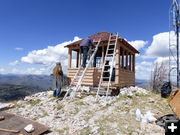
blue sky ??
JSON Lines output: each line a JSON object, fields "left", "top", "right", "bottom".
{"left": 0, "top": 0, "right": 173, "bottom": 80}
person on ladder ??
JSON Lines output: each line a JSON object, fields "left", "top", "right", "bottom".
{"left": 80, "top": 37, "right": 95, "bottom": 68}
{"left": 52, "top": 62, "right": 63, "bottom": 97}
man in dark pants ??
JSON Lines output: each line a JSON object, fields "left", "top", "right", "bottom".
{"left": 80, "top": 37, "right": 95, "bottom": 68}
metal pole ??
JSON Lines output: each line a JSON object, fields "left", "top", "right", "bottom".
{"left": 176, "top": 5, "right": 179, "bottom": 88}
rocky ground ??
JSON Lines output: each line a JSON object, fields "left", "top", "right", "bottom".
{"left": 1, "top": 86, "right": 173, "bottom": 135}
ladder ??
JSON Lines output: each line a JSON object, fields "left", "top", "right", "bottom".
{"left": 63, "top": 39, "right": 101, "bottom": 99}
{"left": 96, "top": 32, "right": 118, "bottom": 99}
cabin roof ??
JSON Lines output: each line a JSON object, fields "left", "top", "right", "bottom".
{"left": 65, "top": 31, "right": 139, "bottom": 53}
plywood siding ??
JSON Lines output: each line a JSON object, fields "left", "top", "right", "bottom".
{"left": 68, "top": 68, "right": 135, "bottom": 88}
{"left": 68, "top": 68, "right": 95, "bottom": 86}
{"left": 119, "top": 68, "right": 135, "bottom": 87}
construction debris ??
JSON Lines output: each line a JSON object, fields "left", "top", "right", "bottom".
{"left": 135, "top": 109, "right": 157, "bottom": 123}
{"left": 156, "top": 114, "right": 178, "bottom": 128}
{"left": 24, "top": 124, "right": 35, "bottom": 133}
{"left": 0, "top": 103, "right": 14, "bottom": 111}
{"left": 0, "top": 128, "right": 19, "bottom": 133}
{"left": 168, "top": 89, "right": 180, "bottom": 118}
{"left": 0, "top": 111, "right": 49, "bottom": 135}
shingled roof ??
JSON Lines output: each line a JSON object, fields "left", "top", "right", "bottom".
{"left": 65, "top": 31, "right": 139, "bottom": 53}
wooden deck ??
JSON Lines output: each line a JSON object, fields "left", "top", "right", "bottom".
{"left": 0, "top": 111, "right": 49, "bottom": 135}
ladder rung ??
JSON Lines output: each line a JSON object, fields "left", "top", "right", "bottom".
{"left": 109, "top": 45, "right": 115, "bottom": 47}
{"left": 103, "top": 71, "right": 109, "bottom": 73}
{"left": 103, "top": 76, "right": 110, "bottom": 78}
{"left": 93, "top": 41, "right": 98, "bottom": 43}
{"left": 110, "top": 39, "right": 116, "bottom": 41}
{"left": 111, "top": 35, "right": 116, "bottom": 38}
{"left": 105, "top": 57, "right": 113, "bottom": 59}
{"left": 108, "top": 49, "right": 114, "bottom": 51}
{"left": 111, "top": 35, "right": 116, "bottom": 37}
{"left": 106, "top": 54, "right": 113, "bottom": 57}
{"left": 100, "top": 84, "right": 109, "bottom": 87}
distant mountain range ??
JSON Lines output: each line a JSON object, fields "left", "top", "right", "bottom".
{"left": 0, "top": 74, "right": 149, "bottom": 88}
{"left": 135, "top": 79, "right": 150, "bottom": 88}
{"left": 0, "top": 74, "right": 52, "bottom": 89}
{"left": 0, "top": 74, "right": 53, "bottom": 102}
{"left": 0, "top": 74, "right": 149, "bottom": 102}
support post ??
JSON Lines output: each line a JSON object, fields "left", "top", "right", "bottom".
{"left": 176, "top": 8, "right": 179, "bottom": 88}
{"left": 76, "top": 51, "right": 79, "bottom": 68}
{"left": 115, "top": 45, "right": 120, "bottom": 84}
{"left": 68, "top": 48, "right": 72, "bottom": 68}
{"left": 129, "top": 53, "right": 132, "bottom": 71}
{"left": 122, "top": 48, "right": 124, "bottom": 69}
{"left": 133, "top": 54, "right": 135, "bottom": 72}
{"left": 126, "top": 51, "right": 128, "bottom": 70}
{"left": 79, "top": 48, "right": 81, "bottom": 67}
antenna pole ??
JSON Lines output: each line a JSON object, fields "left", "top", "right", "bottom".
{"left": 176, "top": 7, "right": 179, "bottom": 88}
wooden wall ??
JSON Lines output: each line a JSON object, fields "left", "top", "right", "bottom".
{"left": 67, "top": 40, "right": 136, "bottom": 89}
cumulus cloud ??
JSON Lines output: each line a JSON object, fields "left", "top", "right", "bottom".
{"left": 145, "top": 31, "right": 176, "bottom": 58}
{"left": 136, "top": 63, "right": 152, "bottom": 72}
{"left": 9, "top": 68, "right": 47, "bottom": 75}
{"left": 15, "top": 48, "right": 24, "bottom": 51}
{"left": 140, "top": 61, "right": 152, "bottom": 66}
{"left": 128, "top": 40, "right": 148, "bottom": 51}
{"left": 9, "top": 60, "right": 19, "bottom": 66}
{"left": 135, "top": 60, "right": 153, "bottom": 80}
{"left": 135, "top": 65, "right": 152, "bottom": 80}
{"left": 0, "top": 68, "right": 5, "bottom": 73}
{"left": 154, "top": 57, "right": 169, "bottom": 63}
{"left": 21, "top": 36, "right": 81, "bottom": 71}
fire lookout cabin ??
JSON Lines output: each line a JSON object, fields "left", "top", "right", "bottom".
{"left": 65, "top": 32, "right": 139, "bottom": 90}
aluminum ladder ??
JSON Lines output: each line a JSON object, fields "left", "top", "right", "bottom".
{"left": 96, "top": 32, "right": 118, "bottom": 99}
{"left": 63, "top": 39, "right": 101, "bottom": 99}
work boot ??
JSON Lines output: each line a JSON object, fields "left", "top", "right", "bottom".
{"left": 56, "top": 88, "right": 61, "bottom": 97}
{"left": 53, "top": 90, "right": 57, "bottom": 97}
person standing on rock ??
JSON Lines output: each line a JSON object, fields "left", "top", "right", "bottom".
{"left": 52, "top": 62, "right": 63, "bottom": 97}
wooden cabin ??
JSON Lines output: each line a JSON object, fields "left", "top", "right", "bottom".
{"left": 64, "top": 32, "right": 139, "bottom": 89}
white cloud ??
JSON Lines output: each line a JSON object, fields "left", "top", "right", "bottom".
{"left": 15, "top": 48, "right": 24, "bottom": 51}
{"left": 136, "top": 64, "right": 152, "bottom": 72}
{"left": 145, "top": 31, "right": 176, "bottom": 58}
{"left": 128, "top": 40, "right": 148, "bottom": 51}
{"left": 135, "top": 61, "right": 153, "bottom": 80}
{"left": 21, "top": 36, "right": 81, "bottom": 72}
{"left": 9, "top": 60, "right": 19, "bottom": 66}
{"left": 9, "top": 68, "right": 47, "bottom": 75}
{"left": 0, "top": 68, "right": 5, "bottom": 73}
{"left": 140, "top": 61, "right": 152, "bottom": 66}
{"left": 154, "top": 57, "right": 169, "bottom": 63}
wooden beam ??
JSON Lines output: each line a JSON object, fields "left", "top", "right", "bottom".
{"left": 76, "top": 51, "right": 79, "bottom": 68}
{"left": 78, "top": 47, "right": 81, "bottom": 67}
{"left": 122, "top": 48, "right": 124, "bottom": 69}
{"left": 68, "top": 48, "right": 72, "bottom": 68}
{"left": 129, "top": 53, "right": 132, "bottom": 71}
{"left": 115, "top": 44, "right": 120, "bottom": 84}
{"left": 133, "top": 54, "right": 135, "bottom": 72}
{"left": 126, "top": 50, "right": 128, "bottom": 70}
